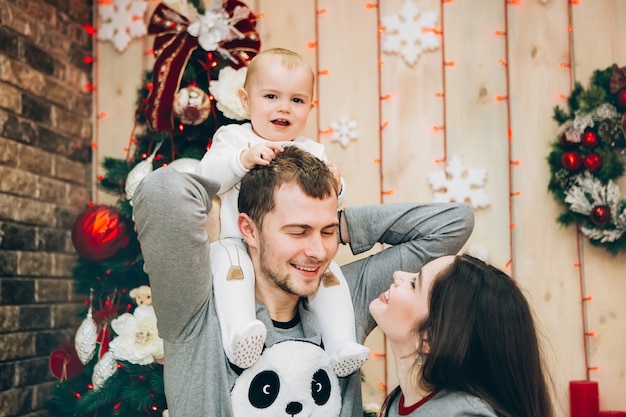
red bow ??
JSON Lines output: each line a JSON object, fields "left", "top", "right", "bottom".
{"left": 145, "top": 1, "right": 260, "bottom": 131}
{"left": 609, "top": 64, "right": 626, "bottom": 94}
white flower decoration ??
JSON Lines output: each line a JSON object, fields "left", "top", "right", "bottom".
{"left": 187, "top": 9, "right": 232, "bottom": 52}
{"left": 109, "top": 304, "right": 164, "bottom": 365}
{"left": 209, "top": 66, "right": 249, "bottom": 120}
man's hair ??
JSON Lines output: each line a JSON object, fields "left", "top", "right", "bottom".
{"left": 238, "top": 146, "right": 338, "bottom": 227}
{"left": 244, "top": 47, "right": 314, "bottom": 91}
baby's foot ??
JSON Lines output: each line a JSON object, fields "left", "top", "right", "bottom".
{"left": 329, "top": 343, "right": 371, "bottom": 377}
{"left": 230, "top": 320, "right": 267, "bottom": 369}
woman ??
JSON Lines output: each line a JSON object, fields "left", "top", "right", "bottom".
{"left": 370, "top": 254, "right": 554, "bottom": 417}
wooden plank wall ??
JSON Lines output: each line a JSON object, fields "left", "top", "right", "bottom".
{"left": 94, "top": 0, "right": 626, "bottom": 414}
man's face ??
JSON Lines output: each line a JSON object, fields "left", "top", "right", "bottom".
{"left": 248, "top": 183, "right": 339, "bottom": 298}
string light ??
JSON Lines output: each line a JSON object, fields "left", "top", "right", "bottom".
{"left": 82, "top": 23, "right": 96, "bottom": 36}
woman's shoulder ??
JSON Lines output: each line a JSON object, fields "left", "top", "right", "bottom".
{"left": 425, "top": 389, "right": 498, "bottom": 417}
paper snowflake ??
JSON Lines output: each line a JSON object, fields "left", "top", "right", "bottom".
{"left": 381, "top": 0, "right": 440, "bottom": 66}
{"left": 329, "top": 116, "right": 358, "bottom": 148}
{"left": 97, "top": 0, "right": 148, "bottom": 52}
{"left": 427, "top": 155, "right": 490, "bottom": 209}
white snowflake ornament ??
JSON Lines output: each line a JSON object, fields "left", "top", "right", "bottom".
{"left": 381, "top": 0, "right": 440, "bottom": 67}
{"left": 427, "top": 155, "right": 490, "bottom": 209}
{"left": 329, "top": 116, "right": 358, "bottom": 148}
{"left": 97, "top": 0, "right": 148, "bottom": 52}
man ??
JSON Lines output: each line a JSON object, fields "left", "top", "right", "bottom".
{"left": 133, "top": 146, "right": 474, "bottom": 417}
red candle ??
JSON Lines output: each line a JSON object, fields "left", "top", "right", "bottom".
{"left": 597, "top": 412, "right": 626, "bottom": 417}
{"left": 569, "top": 380, "right": 599, "bottom": 417}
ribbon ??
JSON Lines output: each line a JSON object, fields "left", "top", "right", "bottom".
{"left": 145, "top": 1, "right": 260, "bottom": 131}
{"left": 609, "top": 64, "right": 626, "bottom": 94}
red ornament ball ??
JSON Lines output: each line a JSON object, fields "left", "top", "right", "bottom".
{"left": 71, "top": 205, "right": 130, "bottom": 261}
{"left": 583, "top": 153, "right": 602, "bottom": 172}
{"left": 590, "top": 205, "right": 611, "bottom": 226}
{"left": 562, "top": 151, "right": 582, "bottom": 171}
{"left": 581, "top": 131, "right": 599, "bottom": 148}
{"left": 616, "top": 88, "right": 626, "bottom": 111}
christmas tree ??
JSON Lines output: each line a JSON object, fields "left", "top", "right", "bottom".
{"left": 44, "top": 1, "right": 260, "bottom": 415}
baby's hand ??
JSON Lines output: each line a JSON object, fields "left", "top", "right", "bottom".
{"left": 241, "top": 143, "right": 284, "bottom": 170}
{"left": 325, "top": 161, "right": 342, "bottom": 194}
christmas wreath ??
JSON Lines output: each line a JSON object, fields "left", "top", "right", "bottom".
{"left": 547, "top": 64, "right": 626, "bottom": 254}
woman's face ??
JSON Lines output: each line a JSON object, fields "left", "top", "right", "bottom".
{"left": 369, "top": 256, "right": 455, "bottom": 344}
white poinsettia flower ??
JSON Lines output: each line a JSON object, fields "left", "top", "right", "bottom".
{"left": 187, "top": 9, "right": 231, "bottom": 52}
{"left": 109, "top": 304, "right": 164, "bottom": 365}
{"left": 209, "top": 66, "right": 249, "bottom": 120}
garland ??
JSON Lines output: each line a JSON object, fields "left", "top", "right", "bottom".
{"left": 547, "top": 64, "right": 626, "bottom": 254}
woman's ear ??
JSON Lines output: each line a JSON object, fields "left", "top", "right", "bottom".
{"left": 415, "top": 334, "right": 430, "bottom": 355}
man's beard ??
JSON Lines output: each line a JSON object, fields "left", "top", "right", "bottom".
{"left": 258, "top": 241, "right": 319, "bottom": 297}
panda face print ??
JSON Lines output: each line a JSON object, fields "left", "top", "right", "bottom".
{"left": 231, "top": 340, "right": 341, "bottom": 417}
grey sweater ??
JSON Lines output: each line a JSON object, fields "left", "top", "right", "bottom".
{"left": 132, "top": 167, "right": 474, "bottom": 417}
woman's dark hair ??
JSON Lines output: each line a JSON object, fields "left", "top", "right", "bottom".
{"left": 380, "top": 254, "right": 554, "bottom": 417}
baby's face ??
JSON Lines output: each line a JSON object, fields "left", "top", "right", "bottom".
{"left": 240, "top": 61, "right": 314, "bottom": 142}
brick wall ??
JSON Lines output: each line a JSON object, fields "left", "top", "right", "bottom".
{"left": 0, "top": 0, "right": 93, "bottom": 416}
